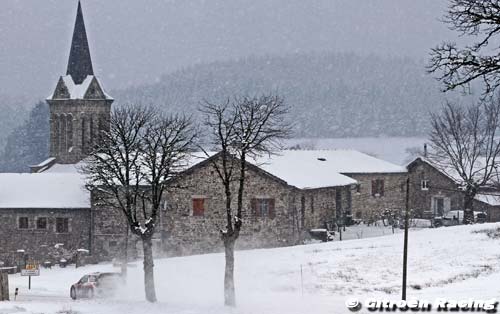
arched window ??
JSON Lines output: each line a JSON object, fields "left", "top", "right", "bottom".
{"left": 59, "top": 115, "right": 66, "bottom": 153}
{"left": 81, "top": 116, "right": 86, "bottom": 153}
{"left": 53, "top": 114, "right": 60, "bottom": 154}
{"left": 66, "top": 114, "right": 73, "bottom": 150}
{"left": 98, "top": 115, "right": 107, "bottom": 145}
{"left": 89, "top": 115, "right": 94, "bottom": 148}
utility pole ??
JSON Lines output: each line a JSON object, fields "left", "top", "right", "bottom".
{"left": 402, "top": 177, "right": 410, "bottom": 300}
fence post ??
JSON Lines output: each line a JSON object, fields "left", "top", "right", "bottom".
{"left": 402, "top": 177, "right": 410, "bottom": 300}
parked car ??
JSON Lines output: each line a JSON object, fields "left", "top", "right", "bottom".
{"left": 433, "top": 210, "right": 488, "bottom": 227}
{"left": 476, "top": 212, "right": 487, "bottom": 223}
{"left": 308, "top": 228, "right": 334, "bottom": 242}
{"left": 70, "top": 272, "right": 122, "bottom": 300}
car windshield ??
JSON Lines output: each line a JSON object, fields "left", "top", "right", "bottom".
{"left": 78, "top": 275, "right": 88, "bottom": 283}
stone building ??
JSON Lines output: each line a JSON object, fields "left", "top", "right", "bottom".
{"left": 87, "top": 150, "right": 406, "bottom": 259}
{"left": 280, "top": 150, "right": 407, "bottom": 222}
{"left": 407, "top": 157, "right": 500, "bottom": 221}
{"left": 46, "top": 1, "right": 113, "bottom": 166}
{"left": 0, "top": 172, "right": 91, "bottom": 264}
{"left": 0, "top": 2, "right": 108, "bottom": 264}
{"left": 88, "top": 151, "right": 357, "bottom": 259}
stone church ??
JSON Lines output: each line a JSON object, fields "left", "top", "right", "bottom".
{"left": 35, "top": 1, "right": 113, "bottom": 170}
{"left": 0, "top": 2, "right": 409, "bottom": 266}
{"left": 0, "top": 2, "right": 113, "bottom": 265}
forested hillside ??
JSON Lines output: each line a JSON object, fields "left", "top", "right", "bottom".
{"left": 0, "top": 102, "right": 49, "bottom": 172}
{"left": 116, "top": 52, "right": 473, "bottom": 137}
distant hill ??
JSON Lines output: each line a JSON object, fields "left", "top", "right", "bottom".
{"left": 114, "top": 52, "right": 475, "bottom": 138}
{"left": 0, "top": 52, "right": 479, "bottom": 172}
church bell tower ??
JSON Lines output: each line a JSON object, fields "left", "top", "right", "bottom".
{"left": 47, "top": 1, "right": 113, "bottom": 164}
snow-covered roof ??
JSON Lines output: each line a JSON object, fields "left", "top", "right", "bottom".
{"left": 475, "top": 194, "right": 500, "bottom": 206}
{"left": 250, "top": 150, "right": 404, "bottom": 189}
{"left": 408, "top": 156, "right": 500, "bottom": 186}
{"left": 44, "top": 162, "right": 82, "bottom": 173}
{"left": 48, "top": 75, "right": 113, "bottom": 100}
{"left": 4, "top": 149, "right": 401, "bottom": 209}
{"left": 30, "top": 157, "right": 56, "bottom": 168}
{"left": 185, "top": 150, "right": 404, "bottom": 189}
{"left": 0, "top": 172, "right": 89, "bottom": 209}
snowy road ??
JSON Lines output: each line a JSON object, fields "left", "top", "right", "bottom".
{"left": 1, "top": 223, "right": 499, "bottom": 314}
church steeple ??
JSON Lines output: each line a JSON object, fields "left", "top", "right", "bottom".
{"left": 44, "top": 1, "right": 113, "bottom": 165}
{"left": 66, "top": 1, "right": 94, "bottom": 85}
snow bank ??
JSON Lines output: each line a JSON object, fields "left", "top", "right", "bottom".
{"left": 4, "top": 223, "right": 500, "bottom": 314}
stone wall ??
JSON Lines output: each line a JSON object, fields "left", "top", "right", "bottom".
{"left": 89, "top": 159, "right": 352, "bottom": 258}
{"left": 345, "top": 173, "right": 407, "bottom": 221}
{"left": 162, "top": 159, "right": 299, "bottom": 256}
{"left": 48, "top": 99, "right": 112, "bottom": 164}
{"left": 0, "top": 208, "right": 91, "bottom": 265}
{"left": 488, "top": 206, "right": 500, "bottom": 222}
{"left": 295, "top": 188, "right": 336, "bottom": 231}
{"left": 89, "top": 189, "right": 146, "bottom": 262}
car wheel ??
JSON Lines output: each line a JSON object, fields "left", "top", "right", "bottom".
{"left": 70, "top": 286, "right": 77, "bottom": 300}
{"left": 86, "top": 288, "right": 94, "bottom": 299}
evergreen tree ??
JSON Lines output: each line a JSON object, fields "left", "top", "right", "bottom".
{"left": 0, "top": 102, "right": 49, "bottom": 172}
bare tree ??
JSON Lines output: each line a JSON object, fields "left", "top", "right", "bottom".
{"left": 428, "top": 0, "right": 500, "bottom": 95}
{"left": 201, "top": 94, "right": 291, "bottom": 307}
{"left": 429, "top": 99, "right": 500, "bottom": 223}
{"left": 83, "top": 105, "right": 195, "bottom": 302}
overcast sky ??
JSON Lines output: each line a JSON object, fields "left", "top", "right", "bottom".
{"left": 0, "top": 0, "right": 457, "bottom": 101}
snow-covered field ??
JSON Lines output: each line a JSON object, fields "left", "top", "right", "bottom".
{"left": 1, "top": 223, "right": 499, "bottom": 314}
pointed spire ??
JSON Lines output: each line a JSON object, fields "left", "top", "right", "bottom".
{"left": 66, "top": 1, "right": 94, "bottom": 85}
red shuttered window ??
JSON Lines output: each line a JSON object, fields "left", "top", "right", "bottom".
{"left": 192, "top": 198, "right": 205, "bottom": 216}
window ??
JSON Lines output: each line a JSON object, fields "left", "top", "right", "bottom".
{"left": 421, "top": 180, "right": 429, "bottom": 191}
{"left": 310, "top": 196, "right": 314, "bottom": 213}
{"left": 192, "top": 198, "right": 205, "bottom": 216}
{"left": 355, "top": 184, "right": 361, "bottom": 194}
{"left": 81, "top": 116, "right": 88, "bottom": 153}
{"left": 66, "top": 115, "right": 73, "bottom": 149}
{"left": 36, "top": 217, "right": 47, "bottom": 230}
{"left": 59, "top": 115, "right": 66, "bottom": 153}
{"left": 18, "top": 217, "right": 29, "bottom": 229}
{"left": 98, "top": 116, "right": 107, "bottom": 145}
{"left": 434, "top": 198, "right": 444, "bottom": 216}
{"left": 371, "top": 179, "right": 385, "bottom": 197}
{"left": 56, "top": 218, "right": 69, "bottom": 233}
{"left": 53, "top": 114, "right": 60, "bottom": 153}
{"left": 400, "top": 181, "right": 406, "bottom": 193}
{"left": 89, "top": 115, "right": 94, "bottom": 147}
{"left": 251, "top": 198, "right": 276, "bottom": 219}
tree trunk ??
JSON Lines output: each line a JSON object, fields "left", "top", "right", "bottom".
{"left": 224, "top": 236, "right": 236, "bottom": 307}
{"left": 121, "top": 226, "right": 129, "bottom": 279}
{"left": 142, "top": 237, "right": 157, "bottom": 302}
{"left": 0, "top": 272, "right": 9, "bottom": 301}
{"left": 463, "top": 192, "right": 475, "bottom": 224}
